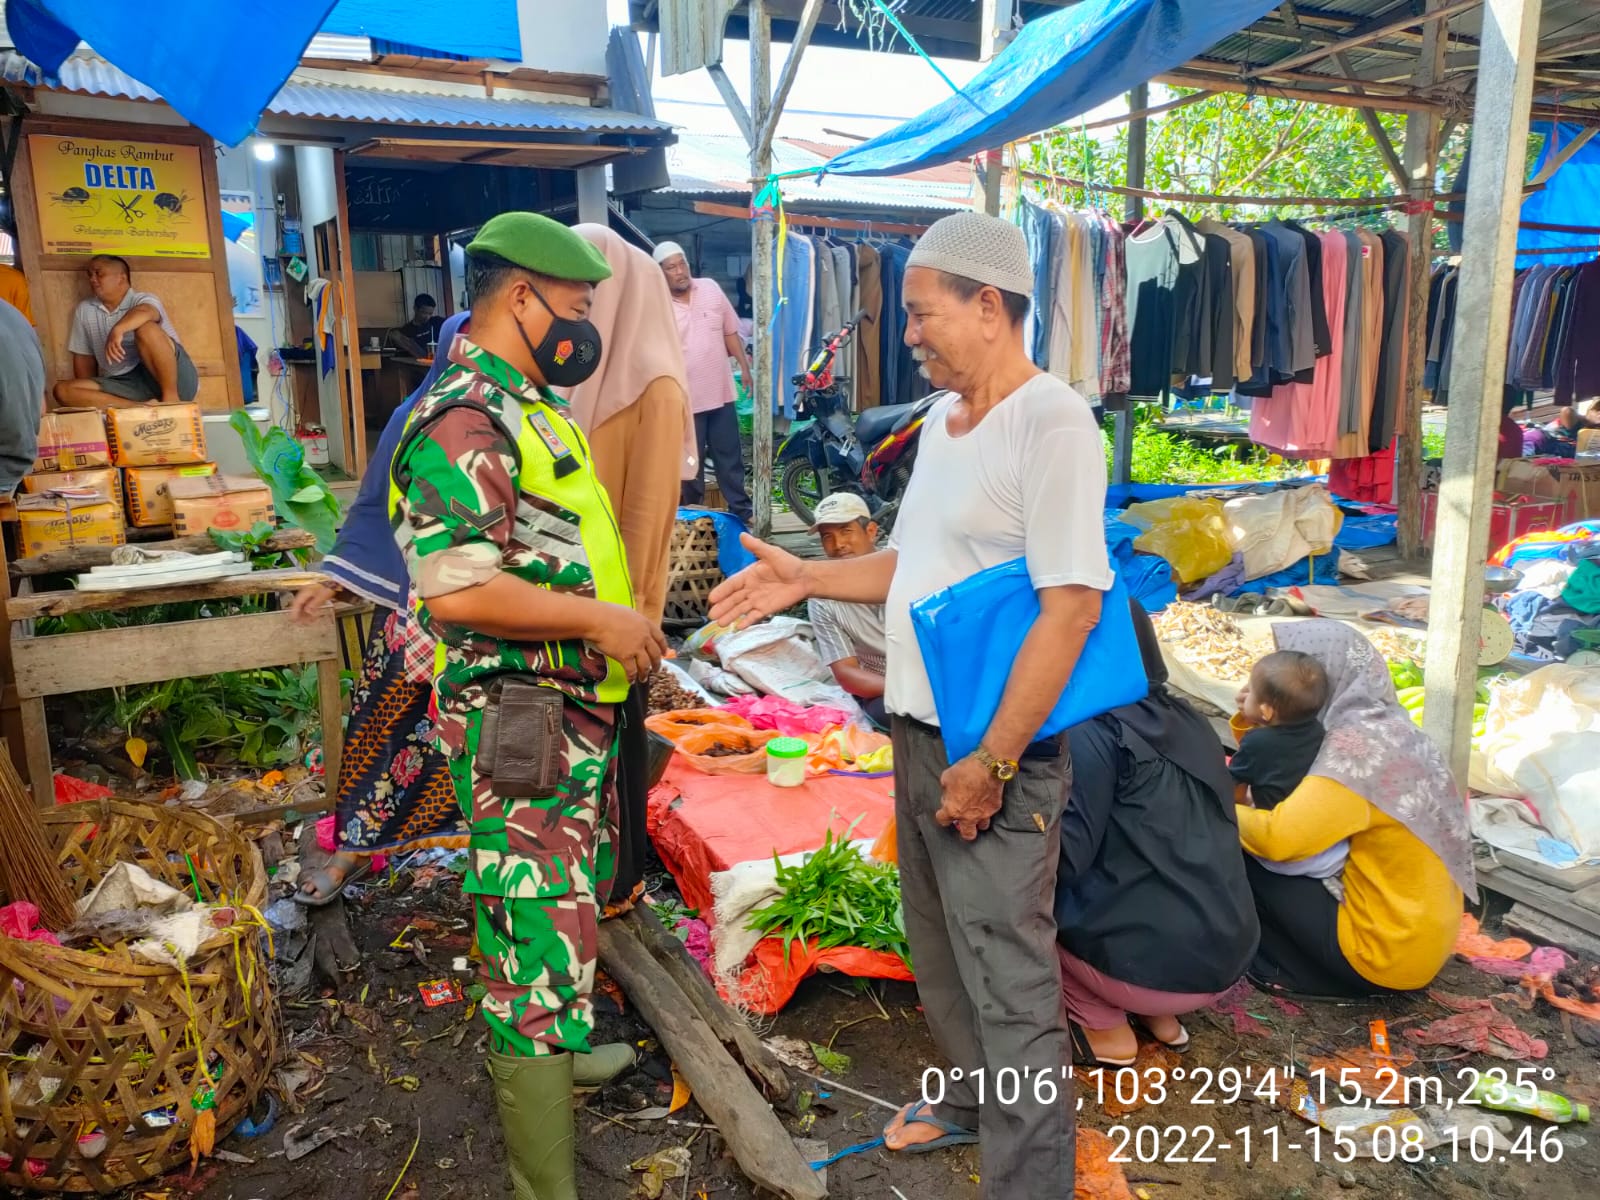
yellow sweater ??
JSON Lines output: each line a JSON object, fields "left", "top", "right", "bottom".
{"left": 1236, "top": 778, "right": 1461, "bottom": 991}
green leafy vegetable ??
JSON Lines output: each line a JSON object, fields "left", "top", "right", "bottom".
{"left": 809, "top": 1044, "right": 852, "bottom": 1076}
{"left": 747, "top": 829, "right": 911, "bottom": 969}
{"left": 228, "top": 411, "right": 342, "bottom": 552}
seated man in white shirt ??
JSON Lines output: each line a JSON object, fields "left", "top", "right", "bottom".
{"left": 805, "top": 493, "right": 889, "bottom": 728}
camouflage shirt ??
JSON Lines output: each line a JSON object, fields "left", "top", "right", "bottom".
{"left": 390, "top": 335, "right": 632, "bottom": 757}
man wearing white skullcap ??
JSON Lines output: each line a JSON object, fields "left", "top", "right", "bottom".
{"left": 653, "top": 241, "right": 753, "bottom": 523}
{"left": 707, "top": 210, "right": 1113, "bottom": 1197}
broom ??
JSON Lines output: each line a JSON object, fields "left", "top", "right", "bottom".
{"left": 0, "top": 747, "right": 76, "bottom": 931}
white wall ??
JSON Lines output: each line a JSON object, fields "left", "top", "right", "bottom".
{"left": 513, "top": 0, "right": 607, "bottom": 78}
{"left": 214, "top": 139, "right": 290, "bottom": 422}
{"left": 293, "top": 145, "right": 348, "bottom": 471}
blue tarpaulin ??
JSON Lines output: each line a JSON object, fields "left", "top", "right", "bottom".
{"left": 821, "top": 0, "right": 1282, "bottom": 178}
{"left": 1517, "top": 123, "right": 1600, "bottom": 267}
{"left": 6, "top": 0, "right": 337, "bottom": 144}
{"left": 323, "top": 0, "right": 521, "bottom": 63}
{"left": 6, "top": 0, "right": 522, "bottom": 146}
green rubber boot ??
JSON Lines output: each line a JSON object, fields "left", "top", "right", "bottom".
{"left": 487, "top": 1050, "right": 577, "bottom": 1200}
{"left": 572, "top": 1042, "right": 638, "bottom": 1089}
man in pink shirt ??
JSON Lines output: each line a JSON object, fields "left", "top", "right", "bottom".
{"left": 655, "top": 242, "right": 754, "bottom": 524}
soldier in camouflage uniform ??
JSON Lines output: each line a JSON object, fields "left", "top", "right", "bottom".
{"left": 390, "top": 212, "right": 667, "bottom": 1200}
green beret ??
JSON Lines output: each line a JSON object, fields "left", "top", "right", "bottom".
{"left": 465, "top": 212, "right": 612, "bottom": 283}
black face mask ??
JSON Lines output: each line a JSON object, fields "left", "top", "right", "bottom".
{"left": 515, "top": 284, "right": 602, "bottom": 388}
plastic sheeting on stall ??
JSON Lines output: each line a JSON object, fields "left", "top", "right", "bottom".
{"left": 820, "top": 0, "right": 1282, "bottom": 178}
{"left": 1517, "top": 123, "right": 1600, "bottom": 267}
{"left": 323, "top": 0, "right": 521, "bottom": 62}
{"left": 5, "top": 0, "right": 337, "bottom": 144}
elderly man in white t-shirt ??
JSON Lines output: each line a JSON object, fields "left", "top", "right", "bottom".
{"left": 711, "top": 212, "right": 1111, "bottom": 1197}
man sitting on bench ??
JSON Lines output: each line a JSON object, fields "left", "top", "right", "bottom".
{"left": 54, "top": 255, "right": 199, "bottom": 408}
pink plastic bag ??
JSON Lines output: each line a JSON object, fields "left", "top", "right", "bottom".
{"left": 719, "top": 694, "right": 853, "bottom": 735}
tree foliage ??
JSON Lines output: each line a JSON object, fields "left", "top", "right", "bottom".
{"left": 1025, "top": 89, "right": 1468, "bottom": 228}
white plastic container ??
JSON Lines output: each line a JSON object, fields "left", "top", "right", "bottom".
{"left": 765, "top": 737, "right": 808, "bottom": 788}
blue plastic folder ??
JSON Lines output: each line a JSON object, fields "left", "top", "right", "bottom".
{"left": 909, "top": 560, "right": 1148, "bottom": 764}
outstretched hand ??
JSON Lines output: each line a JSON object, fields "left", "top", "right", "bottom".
{"left": 708, "top": 534, "right": 811, "bottom": 628}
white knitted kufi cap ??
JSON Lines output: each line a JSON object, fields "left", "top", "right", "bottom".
{"left": 906, "top": 211, "right": 1033, "bottom": 298}
{"left": 652, "top": 240, "right": 686, "bottom": 264}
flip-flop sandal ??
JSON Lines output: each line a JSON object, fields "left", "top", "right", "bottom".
{"left": 882, "top": 1099, "right": 978, "bottom": 1155}
{"left": 1129, "top": 1015, "right": 1191, "bottom": 1053}
{"left": 1068, "top": 1020, "right": 1137, "bottom": 1070}
{"left": 292, "top": 859, "right": 375, "bottom": 907}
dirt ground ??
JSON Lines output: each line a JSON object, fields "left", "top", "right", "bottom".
{"left": 159, "top": 859, "right": 1600, "bottom": 1200}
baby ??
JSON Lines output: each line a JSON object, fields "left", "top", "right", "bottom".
{"left": 1231, "top": 650, "right": 1348, "bottom": 881}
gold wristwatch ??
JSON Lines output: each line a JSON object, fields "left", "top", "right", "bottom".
{"left": 972, "top": 745, "right": 1019, "bottom": 783}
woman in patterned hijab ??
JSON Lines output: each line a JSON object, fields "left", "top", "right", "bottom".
{"left": 1236, "top": 620, "right": 1473, "bottom": 998}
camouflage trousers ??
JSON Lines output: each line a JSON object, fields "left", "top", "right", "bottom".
{"left": 451, "top": 696, "right": 618, "bottom": 1059}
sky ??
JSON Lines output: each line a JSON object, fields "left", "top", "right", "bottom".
{"left": 606, "top": 0, "right": 989, "bottom": 142}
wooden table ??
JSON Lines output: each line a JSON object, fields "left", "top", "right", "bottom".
{"left": 3, "top": 534, "right": 342, "bottom": 808}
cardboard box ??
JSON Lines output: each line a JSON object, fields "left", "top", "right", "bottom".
{"left": 15, "top": 492, "right": 126, "bottom": 556}
{"left": 1498, "top": 457, "right": 1600, "bottom": 521}
{"left": 124, "top": 462, "right": 219, "bottom": 528}
{"left": 22, "top": 467, "right": 123, "bottom": 516}
{"left": 167, "top": 474, "right": 274, "bottom": 535}
{"left": 1579, "top": 428, "right": 1599, "bottom": 454}
{"left": 105, "top": 403, "right": 207, "bottom": 467}
{"left": 1421, "top": 490, "right": 1573, "bottom": 556}
{"left": 33, "top": 410, "right": 112, "bottom": 472}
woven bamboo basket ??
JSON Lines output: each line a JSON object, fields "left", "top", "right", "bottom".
{"left": 663, "top": 516, "right": 725, "bottom": 627}
{"left": 0, "top": 800, "right": 277, "bottom": 1194}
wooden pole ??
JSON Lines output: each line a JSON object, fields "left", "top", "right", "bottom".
{"left": 1397, "top": 3, "right": 1449, "bottom": 560}
{"left": 757, "top": 0, "right": 825, "bottom": 165}
{"left": 622, "top": 905, "right": 796, "bottom": 1108}
{"left": 981, "top": 148, "right": 1002, "bottom": 217}
{"left": 1422, "top": 0, "right": 1543, "bottom": 782}
{"left": 750, "top": 0, "right": 776, "bottom": 538}
{"left": 596, "top": 921, "right": 827, "bottom": 1200}
{"left": 1112, "top": 82, "right": 1150, "bottom": 488}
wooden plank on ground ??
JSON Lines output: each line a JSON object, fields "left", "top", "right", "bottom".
{"left": 11, "top": 610, "right": 339, "bottom": 698}
{"left": 9, "top": 528, "right": 317, "bottom": 577}
{"left": 1503, "top": 904, "right": 1600, "bottom": 962}
{"left": 1478, "top": 856, "right": 1600, "bottom": 895}
{"left": 7, "top": 569, "right": 325, "bottom": 620}
{"left": 1477, "top": 861, "right": 1600, "bottom": 939}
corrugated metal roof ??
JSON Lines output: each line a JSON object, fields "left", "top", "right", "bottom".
{"left": 270, "top": 80, "right": 670, "bottom": 134}
{"left": 660, "top": 131, "right": 970, "bottom": 211}
{"left": 0, "top": 51, "right": 671, "bottom": 137}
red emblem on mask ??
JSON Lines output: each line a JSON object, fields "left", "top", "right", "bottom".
{"left": 554, "top": 339, "right": 574, "bottom": 364}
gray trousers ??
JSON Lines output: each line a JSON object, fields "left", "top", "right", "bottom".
{"left": 891, "top": 718, "right": 1075, "bottom": 1198}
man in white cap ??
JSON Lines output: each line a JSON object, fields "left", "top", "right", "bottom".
{"left": 710, "top": 211, "right": 1113, "bottom": 1197}
{"left": 654, "top": 241, "right": 754, "bottom": 524}
{"left": 806, "top": 493, "right": 888, "bottom": 727}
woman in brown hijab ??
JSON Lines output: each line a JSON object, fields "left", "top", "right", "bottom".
{"left": 564, "top": 224, "right": 696, "bottom": 624}
{"left": 563, "top": 224, "right": 696, "bottom": 905}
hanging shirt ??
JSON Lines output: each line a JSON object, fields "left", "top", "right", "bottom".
{"left": 1197, "top": 218, "right": 1256, "bottom": 383}
{"left": 1126, "top": 221, "right": 1181, "bottom": 398}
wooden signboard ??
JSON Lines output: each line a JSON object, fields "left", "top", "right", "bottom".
{"left": 29, "top": 134, "right": 210, "bottom": 259}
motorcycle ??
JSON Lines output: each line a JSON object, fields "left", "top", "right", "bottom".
{"left": 776, "top": 310, "right": 938, "bottom": 532}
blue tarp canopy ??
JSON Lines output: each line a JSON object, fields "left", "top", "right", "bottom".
{"left": 5, "top": 0, "right": 522, "bottom": 146}
{"left": 7, "top": 0, "right": 339, "bottom": 145}
{"left": 1517, "top": 123, "right": 1600, "bottom": 267}
{"left": 322, "top": 0, "right": 521, "bottom": 63}
{"left": 821, "top": 0, "right": 1282, "bottom": 178}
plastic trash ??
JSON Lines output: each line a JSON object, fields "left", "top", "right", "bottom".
{"left": 1470, "top": 1077, "right": 1590, "bottom": 1123}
